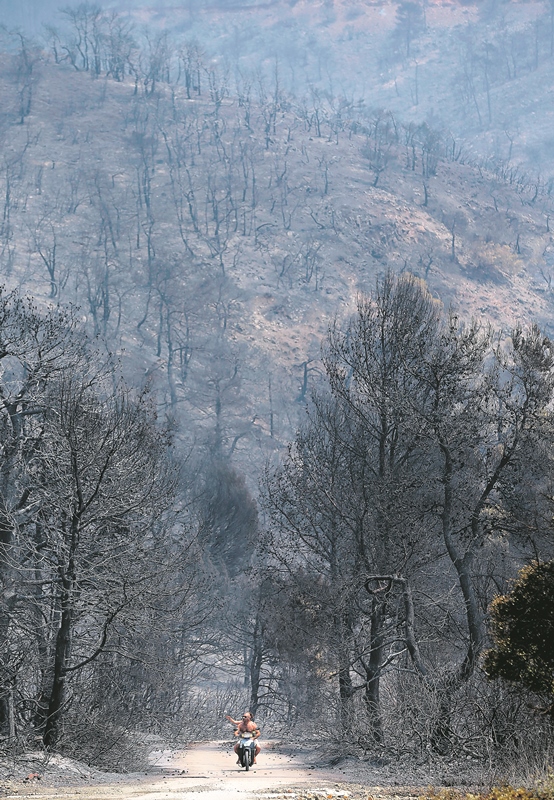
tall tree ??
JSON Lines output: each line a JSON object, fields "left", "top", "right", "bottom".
{"left": 265, "top": 272, "right": 554, "bottom": 749}
{"left": 0, "top": 291, "right": 178, "bottom": 748}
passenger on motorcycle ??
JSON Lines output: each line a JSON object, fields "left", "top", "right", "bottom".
{"left": 225, "top": 711, "right": 261, "bottom": 763}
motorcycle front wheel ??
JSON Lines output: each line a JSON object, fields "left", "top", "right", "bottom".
{"left": 244, "top": 750, "right": 250, "bottom": 771}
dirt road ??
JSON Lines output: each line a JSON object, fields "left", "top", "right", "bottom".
{"left": 3, "top": 741, "right": 364, "bottom": 800}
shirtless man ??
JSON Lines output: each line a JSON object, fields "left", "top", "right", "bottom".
{"left": 225, "top": 712, "right": 261, "bottom": 764}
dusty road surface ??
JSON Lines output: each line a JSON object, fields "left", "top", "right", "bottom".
{"left": 2, "top": 741, "right": 371, "bottom": 800}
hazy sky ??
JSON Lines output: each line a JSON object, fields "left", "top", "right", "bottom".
{"left": 1, "top": 0, "right": 67, "bottom": 33}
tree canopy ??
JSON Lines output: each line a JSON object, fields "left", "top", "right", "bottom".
{"left": 484, "top": 560, "right": 554, "bottom": 714}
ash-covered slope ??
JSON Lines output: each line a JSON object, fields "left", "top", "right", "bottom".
{"left": 107, "top": 0, "right": 554, "bottom": 176}
{"left": 1, "top": 50, "right": 553, "bottom": 475}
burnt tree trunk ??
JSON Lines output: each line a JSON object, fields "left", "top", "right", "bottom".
{"left": 363, "top": 596, "right": 385, "bottom": 743}
{"left": 248, "top": 613, "right": 264, "bottom": 717}
{"left": 43, "top": 513, "right": 78, "bottom": 749}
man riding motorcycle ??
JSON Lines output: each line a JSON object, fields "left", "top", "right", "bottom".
{"left": 225, "top": 711, "right": 261, "bottom": 764}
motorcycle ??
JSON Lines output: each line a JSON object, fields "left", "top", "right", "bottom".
{"left": 236, "top": 731, "right": 256, "bottom": 770}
